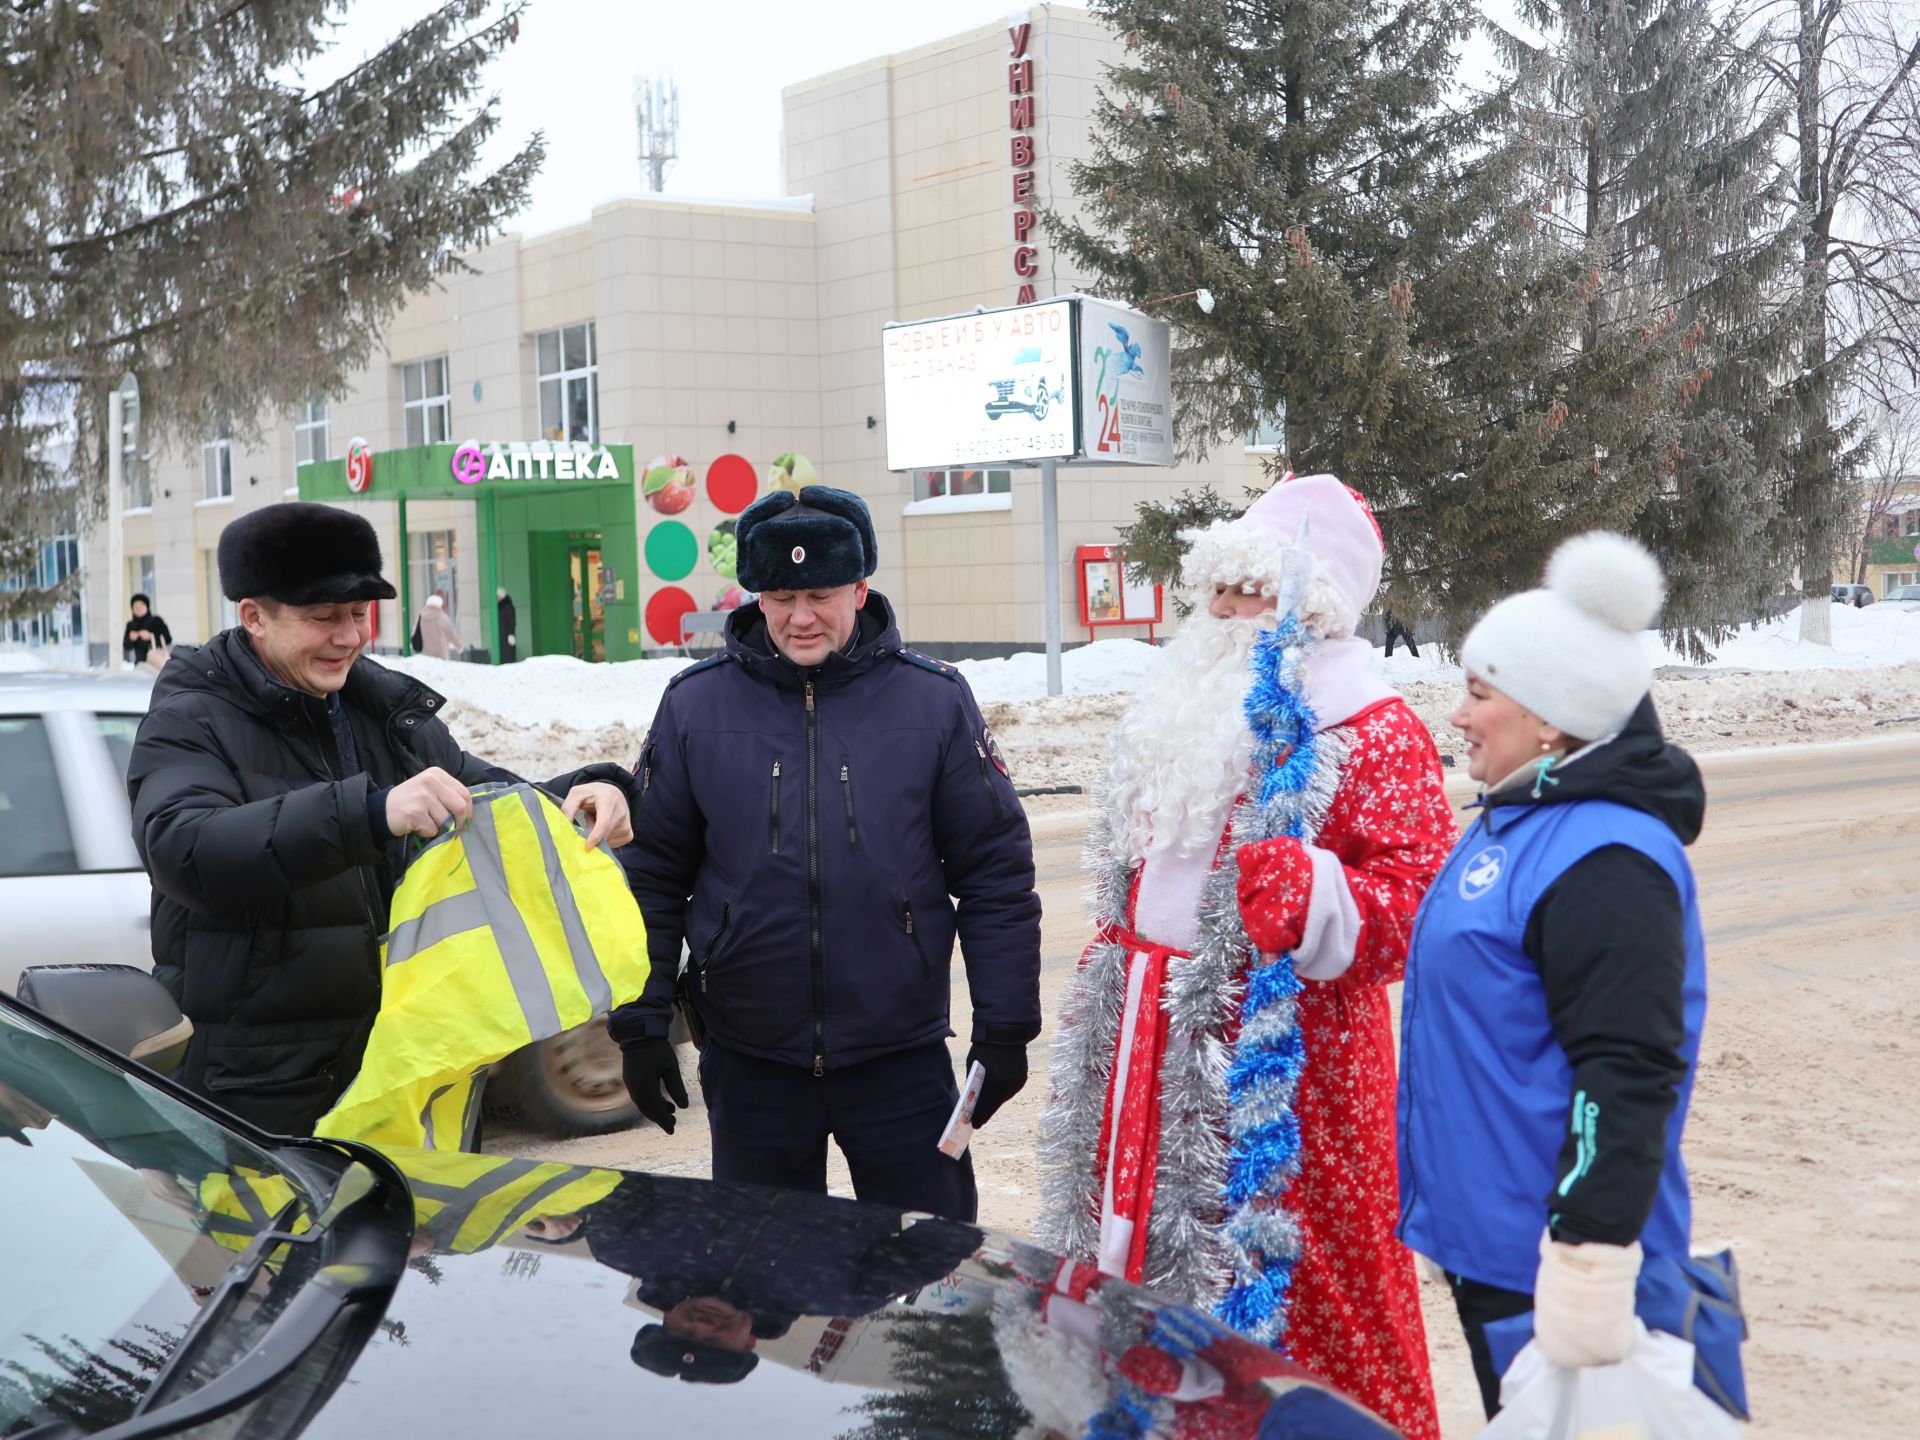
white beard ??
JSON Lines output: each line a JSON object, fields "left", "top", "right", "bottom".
{"left": 1108, "top": 612, "right": 1272, "bottom": 866}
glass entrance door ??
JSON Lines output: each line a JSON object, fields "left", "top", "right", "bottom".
{"left": 568, "top": 535, "right": 606, "bottom": 662}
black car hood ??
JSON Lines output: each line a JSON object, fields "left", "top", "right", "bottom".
{"left": 301, "top": 1148, "right": 1400, "bottom": 1440}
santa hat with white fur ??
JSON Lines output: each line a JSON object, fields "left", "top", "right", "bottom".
{"left": 1178, "top": 472, "right": 1385, "bottom": 638}
{"left": 1461, "top": 532, "right": 1666, "bottom": 742}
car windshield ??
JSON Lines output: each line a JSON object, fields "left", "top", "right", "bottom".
{"left": 0, "top": 1004, "right": 325, "bottom": 1436}
{"left": 1888, "top": 586, "right": 1920, "bottom": 600}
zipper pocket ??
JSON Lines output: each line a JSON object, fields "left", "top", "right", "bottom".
{"left": 973, "top": 741, "right": 1007, "bottom": 820}
{"left": 769, "top": 758, "right": 782, "bottom": 855}
{"left": 904, "top": 902, "right": 932, "bottom": 981}
{"left": 701, "top": 903, "right": 735, "bottom": 993}
{"left": 638, "top": 744, "right": 655, "bottom": 813}
{"left": 840, "top": 763, "right": 859, "bottom": 851}
{"left": 205, "top": 1064, "right": 334, "bottom": 1096}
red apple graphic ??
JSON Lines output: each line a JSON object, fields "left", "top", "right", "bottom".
{"left": 644, "top": 454, "right": 697, "bottom": 515}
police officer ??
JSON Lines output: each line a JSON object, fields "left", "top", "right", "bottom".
{"left": 611, "top": 486, "right": 1041, "bottom": 1222}
{"left": 128, "top": 503, "right": 637, "bottom": 1136}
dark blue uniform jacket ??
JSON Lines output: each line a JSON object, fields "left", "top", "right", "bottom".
{"left": 608, "top": 593, "right": 1041, "bottom": 1072}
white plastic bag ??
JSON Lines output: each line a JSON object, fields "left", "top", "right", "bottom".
{"left": 1478, "top": 1323, "right": 1742, "bottom": 1440}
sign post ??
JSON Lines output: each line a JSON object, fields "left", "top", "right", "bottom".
{"left": 1040, "top": 456, "right": 1062, "bottom": 696}
{"left": 881, "top": 296, "right": 1176, "bottom": 698}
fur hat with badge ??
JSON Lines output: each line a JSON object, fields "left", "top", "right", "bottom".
{"left": 219, "top": 502, "right": 397, "bottom": 605}
{"left": 735, "top": 486, "right": 878, "bottom": 594}
{"left": 1462, "top": 532, "right": 1666, "bottom": 742}
{"left": 628, "top": 1324, "right": 759, "bottom": 1385}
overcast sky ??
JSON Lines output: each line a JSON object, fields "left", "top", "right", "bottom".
{"left": 320, "top": 1, "right": 1516, "bottom": 239}
{"left": 323, "top": 0, "right": 1053, "bottom": 235}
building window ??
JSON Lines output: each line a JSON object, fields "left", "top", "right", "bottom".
{"left": 202, "top": 549, "right": 239, "bottom": 635}
{"left": 913, "top": 468, "right": 1013, "bottom": 501}
{"left": 1245, "top": 400, "right": 1286, "bottom": 453}
{"left": 1886, "top": 571, "right": 1918, "bottom": 596}
{"left": 201, "top": 425, "right": 232, "bottom": 500}
{"left": 410, "top": 530, "right": 461, "bottom": 642}
{"left": 121, "top": 381, "right": 150, "bottom": 510}
{"left": 403, "top": 356, "right": 452, "bottom": 446}
{"left": 294, "top": 397, "right": 331, "bottom": 466}
{"left": 537, "top": 322, "right": 599, "bottom": 443}
{"left": 1905, "top": 509, "right": 1920, "bottom": 537}
{"left": 128, "top": 554, "right": 155, "bottom": 608}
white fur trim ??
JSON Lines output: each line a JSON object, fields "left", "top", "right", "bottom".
{"left": 1289, "top": 845, "right": 1362, "bottom": 981}
{"left": 1179, "top": 520, "right": 1359, "bottom": 638}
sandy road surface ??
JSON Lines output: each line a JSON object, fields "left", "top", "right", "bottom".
{"left": 494, "top": 734, "right": 1920, "bottom": 1437}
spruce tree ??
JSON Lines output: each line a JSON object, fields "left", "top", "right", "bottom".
{"left": 0, "top": 0, "right": 543, "bottom": 622}
{"left": 1079, "top": 0, "right": 1680, "bottom": 638}
{"left": 1497, "top": 0, "right": 1807, "bottom": 657}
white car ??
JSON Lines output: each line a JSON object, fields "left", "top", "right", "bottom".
{"left": 0, "top": 673, "right": 157, "bottom": 992}
{"left": 0, "top": 670, "right": 637, "bottom": 1137}
{"left": 1881, "top": 583, "right": 1920, "bottom": 612}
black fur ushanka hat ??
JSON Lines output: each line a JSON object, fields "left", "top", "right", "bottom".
{"left": 735, "top": 486, "right": 878, "bottom": 593}
{"left": 218, "top": 502, "right": 398, "bottom": 604}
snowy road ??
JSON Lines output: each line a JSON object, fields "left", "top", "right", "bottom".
{"left": 496, "top": 734, "right": 1920, "bottom": 1438}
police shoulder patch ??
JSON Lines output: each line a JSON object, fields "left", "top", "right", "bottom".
{"left": 982, "top": 723, "right": 1010, "bottom": 778}
{"left": 664, "top": 653, "right": 730, "bottom": 690}
{"left": 895, "top": 647, "right": 960, "bottom": 681}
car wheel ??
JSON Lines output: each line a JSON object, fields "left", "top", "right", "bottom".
{"left": 489, "top": 1021, "right": 639, "bottom": 1137}
{"left": 1033, "top": 393, "right": 1048, "bottom": 420}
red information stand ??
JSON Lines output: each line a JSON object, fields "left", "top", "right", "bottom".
{"left": 1075, "top": 543, "right": 1162, "bottom": 641}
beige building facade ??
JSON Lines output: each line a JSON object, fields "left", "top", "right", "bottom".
{"left": 82, "top": 5, "right": 1278, "bottom": 664}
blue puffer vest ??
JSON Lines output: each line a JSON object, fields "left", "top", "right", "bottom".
{"left": 1396, "top": 798, "right": 1707, "bottom": 1293}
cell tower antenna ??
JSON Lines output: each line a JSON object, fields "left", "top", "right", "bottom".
{"left": 634, "top": 76, "right": 680, "bottom": 193}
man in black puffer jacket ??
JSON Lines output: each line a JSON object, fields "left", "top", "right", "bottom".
{"left": 128, "top": 503, "right": 638, "bottom": 1136}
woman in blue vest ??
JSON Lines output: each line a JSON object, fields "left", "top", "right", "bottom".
{"left": 1397, "top": 532, "right": 1708, "bottom": 1417}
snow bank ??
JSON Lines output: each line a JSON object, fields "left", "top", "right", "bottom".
{"left": 371, "top": 652, "right": 690, "bottom": 730}
{"left": 368, "top": 605, "right": 1917, "bottom": 747}
{"left": 0, "top": 652, "right": 49, "bottom": 673}
{"left": 952, "top": 639, "right": 1162, "bottom": 704}
{"left": 1654, "top": 601, "right": 1920, "bottom": 672}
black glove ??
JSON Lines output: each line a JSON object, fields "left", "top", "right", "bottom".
{"left": 621, "top": 1038, "right": 689, "bottom": 1134}
{"left": 964, "top": 1042, "right": 1028, "bottom": 1129}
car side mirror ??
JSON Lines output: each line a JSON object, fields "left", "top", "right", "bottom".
{"left": 17, "top": 964, "right": 193, "bottom": 1077}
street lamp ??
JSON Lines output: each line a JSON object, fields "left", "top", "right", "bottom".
{"left": 1139, "top": 287, "right": 1216, "bottom": 314}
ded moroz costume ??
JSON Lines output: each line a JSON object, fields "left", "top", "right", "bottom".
{"left": 1038, "top": 474, "right": 1452, "bottom": 1439}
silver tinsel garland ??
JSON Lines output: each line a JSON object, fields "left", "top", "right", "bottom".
{"left": 1036, "top": 728, "right": 1348, "bottom": 1313}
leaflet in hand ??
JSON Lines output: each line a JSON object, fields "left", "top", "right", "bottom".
{"left": 938, "top": 1061, "right": 988, "bottom": 1159}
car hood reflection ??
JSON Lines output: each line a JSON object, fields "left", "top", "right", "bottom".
{"left": 299, "top": 1147, "right": 1400, "bottom": 1440}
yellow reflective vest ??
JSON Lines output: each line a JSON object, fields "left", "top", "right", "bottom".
{"left": 383, "top": 1147, "right": 624, "bottom": 1254}
{"left": 316, "top": 782, "right": 651, "bottom": 1151}
{"left": 198, "top": 1168, "right": 310, "bottom": 1256}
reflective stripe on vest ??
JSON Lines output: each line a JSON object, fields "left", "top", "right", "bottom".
{"left": 315, "top": 783, "right": 652, "bottom": 1151}
{"left": 388, "top": 1148, "right": 623, "bottom": 1254}
{"left": 198, "top": 1168, "right": 309, "bottom": 1254}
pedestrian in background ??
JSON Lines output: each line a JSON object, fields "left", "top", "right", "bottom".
{"left": 123, "top": 592, "right": 172, "bottom": 669}
{"left": 413, "top": 591, "right": 459, "bottom": 660}
{"left": 1382, "top": 607, "right": 1419, "bottom": 658}
{"left": 610, "top": 485, "right": 1041, "bottom": 1224}
{"left": 127, "top": 502, "right": 638, "bottom": 1135}
{"left": 1397, "top": 533, "right": 1708, "bottom": 1417}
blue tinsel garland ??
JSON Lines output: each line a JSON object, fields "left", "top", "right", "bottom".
{"left": 1084, "top": 1307, "right": 1219, "bottom": 1440}
{"left": 1214, "top": 616, "right": 1318, "bottom": 1346}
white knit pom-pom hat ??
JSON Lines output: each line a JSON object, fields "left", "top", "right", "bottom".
{"left": 1460, "top": 532, "right": 1666, "bottom": 741}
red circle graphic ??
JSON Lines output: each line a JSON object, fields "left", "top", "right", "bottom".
{"left": 644, "top": 586, "right": 698, "bottom": 646}
{"left": 707, "top": 453, "right": 758, "bottom": 514}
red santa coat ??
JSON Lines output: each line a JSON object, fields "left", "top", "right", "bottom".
{"left": 1039, "top": 682, "right": 1456, "bottom": 1440}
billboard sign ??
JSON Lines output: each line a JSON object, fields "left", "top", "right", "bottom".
{"left": 882, "top": 297, "right": 1175, "bottom": 470}
{"left": 881, "top": 300, "right": 1076, "bottom": 470}
{"left": 1076, "top": 298, "right": 1174, "bottom": 467}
